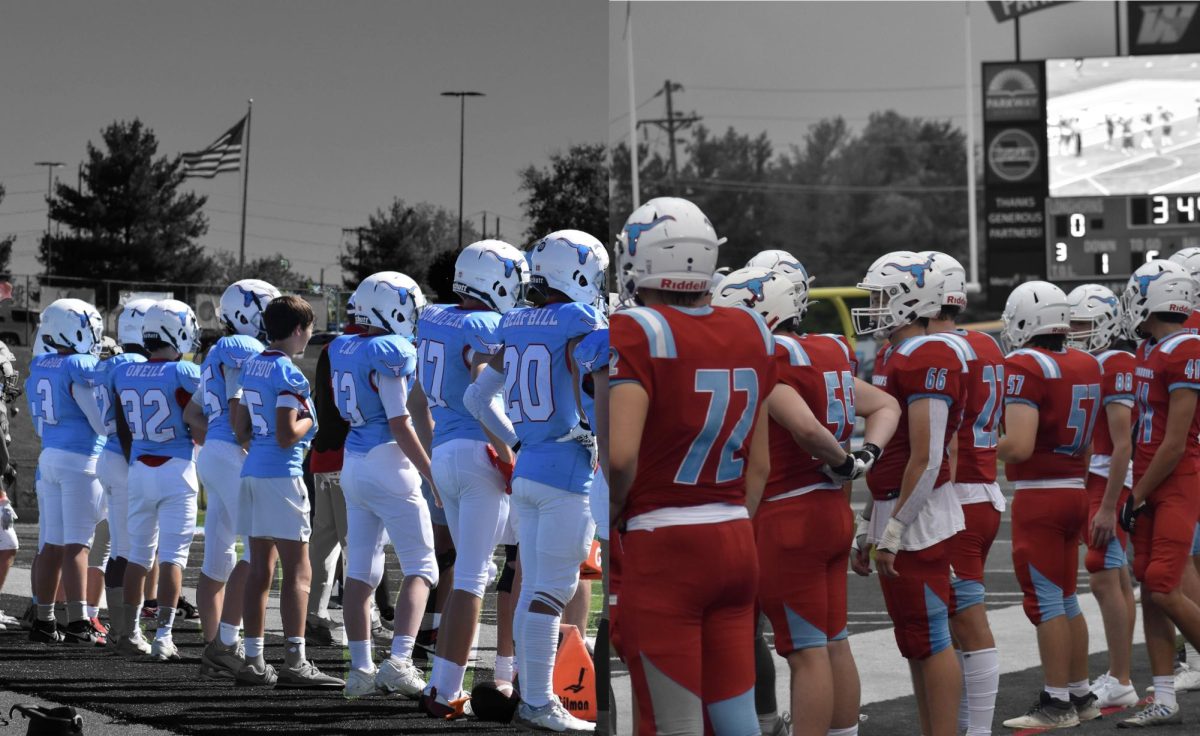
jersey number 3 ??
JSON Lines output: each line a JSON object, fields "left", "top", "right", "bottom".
{"left": 675, "top": 368, "right": 759, "bottom": 485}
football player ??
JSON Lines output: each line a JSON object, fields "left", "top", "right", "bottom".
{"left": 332, "top": 272, "right": 437, "bottom": 699}
{"left": 610, "top": 198, "right": 774, "bottom": 736}
{"left": 112, "top": 300, "right": 201, "bottom": 661}
{"left": 185, "top": 280, "right": 280, "bottom": 676}
{"left": 416, "top": 240, "right": 528, "bottom": 717}
{"left": 920, "top": 252, "right": 1005, "bottom": 735}
{"left": 1066, "top": 284, "right": 1140, "bottom": 708}
{"left": 1117, "top": 260, "right": 1200, "bottom": 726}
{"left": 716, "top": 262, "right": 899, "bottom": 736}
{"left": 851, "top": 252, "right": 965, "bottom": 736}
{"left": 234, "top": 295, "right": 343, "bottom": 688}
{"left": 1169, "top": 247, "right": 1200, "bottom": 335}
{"left": 93, "top": 298, "right": 153, "bottom": 650}
{"left": 26, "top": 299, "right": 108, "bottom": 646}
{"left": 465, "top": 231, "right": 605, "bottom": 732}
{"left": 998, "top": 281, "right": 1101, "bottom": 729}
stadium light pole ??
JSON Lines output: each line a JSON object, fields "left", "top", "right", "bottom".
{"left": 35, "top": 161, "right": 65, "bottom": 279}
{"left": 441, "top": 91, "right": 485, "bottom": 249}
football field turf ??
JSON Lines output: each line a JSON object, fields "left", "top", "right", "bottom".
{"left": 611, "top": 481, "right": 1186, "bottom": 735}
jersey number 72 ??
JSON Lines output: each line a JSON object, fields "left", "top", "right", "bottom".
{"left": 675, "top": 368, "right": 760, "bottom": 485}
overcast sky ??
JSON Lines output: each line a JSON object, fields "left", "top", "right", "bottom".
{"left": 609, "top": 1, "right": 1120, "bottom": 175}
{"left": 0, "top": 0, "right": 605, "bottom": 283}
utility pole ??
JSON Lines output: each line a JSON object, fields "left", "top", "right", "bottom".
{"left": 441, "top": 91, "right": 485, "bottom": 249}
{"left": 481, "top": 212, "right": 487, "bottom": 239}
{"left": 638, "top": 80, "right": 701, "bottom": 183}
{"left": 34, "top": 161, "right": 64, "bottom": 279}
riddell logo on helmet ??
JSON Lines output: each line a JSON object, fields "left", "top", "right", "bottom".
{"left": 1170, "top": 303, "right": 1191, "bottom": 313}
{"left": 659, "top": 278, "right": 707, "bottom": 291}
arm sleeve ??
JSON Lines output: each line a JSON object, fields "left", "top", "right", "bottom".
{"left": 377, "top": 374, "right": 410, "bottom": 419}
{"left": 463, "top": 364, "right": 518, "bottom": 447}
{"left": 893, "top": 397, "right": 950, "bottom": 527}
{"left": 73, "top": 382, "right": 108, "bottom": 436}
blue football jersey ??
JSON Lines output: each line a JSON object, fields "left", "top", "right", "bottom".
{"left": 198, "top": 334, "right": 265, "bottom": 445}
{"left": 239, "top": 351, "right": 317, "bottom": 478}
{"left": 328, "top": 334, "right": 417, "bottom": 455}
{"left": 27, "top": 352, "right": 103, "bottom": 456}
{"left": 573, "top": 328, "right": 609, "bottom": 436}
{"left": 497, "top": 302, "right": 602, "bottom": 494}
{"left": 417, "top": 305, "right": 502, "bottom": 448}
{"left": 113, "top": 359, "right": 202, "bottom": 461}
{"left": 93, "top": 352, "right": 148, "bottom": 456}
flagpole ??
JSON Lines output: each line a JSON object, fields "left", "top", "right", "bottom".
{"left": 239, "top": 99, "right": 253, "bottom": 269}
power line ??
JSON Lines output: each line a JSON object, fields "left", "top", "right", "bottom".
{"left": 205, "top": 192, "right": 374, "bottom": 218}
{"left": 608, "top": 92, "right": 662, "bottom": 126}
{"left": 0, "top": 208, "right": 48, "bottom": 217}
{"left": 207, "top": 207, "right": 351, "bottom": 229}
{"left": 208, "top": 226, "right": 337, "bottom": 248}
{"left": 689, "top": 82, "right": 979, "bottom": 94}
{"left": 679, "top": 177, "right": 974, "bottom": 195}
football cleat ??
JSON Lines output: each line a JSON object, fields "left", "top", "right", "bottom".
{"left": 175, "top": 596, "right": 201, "bottom": 626}
{"left": 304, "top": 617, "right": 341, "bottom": 647}
{"left": 276, "top": 659, "right": 344, "bottom": 690}
{"left": 344, "top": 667, "right": 382, "bottom": 698}
{"left": 116, "top": 631, "right": 152, "bottom": 659}
{"left": 29, "top": 619, "right": 62, "bottom": 644}
{"left": 1071, "top": 691, "right": 1102, "bottom": 721}
{"left": 1090, "top": 672, "right": 1115, "bottom": 696}
{"left": 140, "top": 605, "right": 158, "bottom": 622}
{"left": 200, "top": 639, "right": 245, "bottom": 680}
{"left": 0, "top": 609, "right": 21, "bottom": 629}
{"left": 413, "top": 627, "right": 438, "bottom": 661}
{"left": 1096, "top": 681, "right": 1139, "bottom": 709}
{"left": 151, "top": 637, "right": 181, "bottom": 662}
{"left": 1118, "top": 702, "right": 1183, "bottom": 728}
{"left": 1177, "top": 662, "right": 1200, "bottom": 692}
{"left": 20, "top": 603, "right": 36, "bottom": 630}
{"left": 376, "top": 656, "right": 425, "bottom": 698}
{"left": 514, "top": 700, "right": 596, "bottom": 733}
{"left": 420, "top": 687, "right": 472, "bottom": 720}
{"left": 236, "top": 659, "right": 278, "bottom": 687}
{"left": 1001, "top": 692, "right": 1079, "bottom": 729}
{"left": 62, "top": 619, "right": 103, "bottom": 647}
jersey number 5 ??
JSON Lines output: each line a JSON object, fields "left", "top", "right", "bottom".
{"left": 675, "top": 368, "right": 760, "bottom": 485}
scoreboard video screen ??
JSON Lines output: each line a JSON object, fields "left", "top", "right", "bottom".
{"left": 1044, "top": 54, "right": 1200, "bottom": 281}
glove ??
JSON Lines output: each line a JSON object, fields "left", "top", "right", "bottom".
{"left": 486, "top": 445, "right": 516, "bottom": 495}
{"left": 877, "top": 517, "right": 905, "bottom": 555}
{"left": 853, "top": 443, "right": 883, "bottom": 475}
{"left": 824, "top": 453, "right": 866, "bottom": 483}
{"left": 1119, "top": 494, "right": 1145, "bottom": 533}
{"left": 0, "top": 500, "right": 15, "bottom": 531}
{"left": 556, "top": 424, "right": 598, "bottom": 470}
{"left": 850, "top": 513, "right": 870, "bottom": 553}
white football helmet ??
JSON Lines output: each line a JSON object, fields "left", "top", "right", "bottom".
{"left": 33, "top": 326, "right": 54, "bottom": 355}
{"left": 1001, "top": 281, "right": 1070, "bottom": 352}
{"left": 40, "top": 298, "right": 104, "bottom": 355}
{"left": 852, "top": 251, "right": 945, "bottom": 336}
{"left": 352, "top": 271, "right": 427, "bottom": 337}
{"left": 528, "top": 230, "right": 608, "bottom": 306}
{"left": 919, "top": 251, "right": 967, "bottom": 309}
{"left": 453, "top": 239, "right": 530, "bottom": 313}
{"left": 747, "top": 249, "right": 813, "bottom": 319}
{"left": 117, "top": 297, "right": 156, "bottom": 347}
{"left": 710, "top": 266, "right": 802, "bottom": 330}
{"left": 143, "top": 299, "right": 199, "bottom": 354}
{"left": 1066, "top": 284, "right": 1122, "bottom": 353}
{"left": 220, "top": 279, "right": 280, "bottom": 339}
{"left": 1122, "top": 259, "right": 1196, "bottom": 338}
{"left": 1169, "top": 247, "right": 1200, "bottom": 306}
{"left": 615, "top": 197, "right": 725, "bottom": 298}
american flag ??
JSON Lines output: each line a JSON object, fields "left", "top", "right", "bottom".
{"left": 181, "top": 116, "right": 245, "bottom": 179}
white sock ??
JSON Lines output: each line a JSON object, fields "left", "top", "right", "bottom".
{"left": 432, "top": 613, "right": 441, "bottom": 630}
{"left": 124, "top": 601, "right": 141, "bottom": 636}
{"left": 86, "top": 605, "right": 99, "bottom": 619}
{"left": 1188, "top": 643, "right": 1200, "bottom": 669}
{"left": 1154, "top": 676, "right": 1177, "bottom": 708}
{"left": 431, "top": 655, "right": 467, "bottom": 696}
{"left": 219, "top": 622, "right": 240, "bottom": 647}
{"left": 67, "top": 600, "right": 87, "bottom": 623}
{"left": 392, "top": 634, "right": 415, "bottom": 661}
{"left": 245, "top": 636, "right": 264, "bottom": 659}
{"left": 104, "top": 588, "right": 123, "bottom": 637}
{"left": 287, "top": 635, "right": 306, "bottom": 661}
{"left": 1044, "top": 685, "right": 1069, "bottom": 703}
{"left": 155, "top": 606, "right": 176, "bottom": 640}
{"left": 956, "top": 650, "right": 968, "bottom": 734}
{"left": 495, "top": 654, "right": 515, "bottom": 682}
{"left": 522, "top": 610, "right": 561, "bottom": 708}
{"left": 962, "top": 648, "right": 999, "bottom": 735}
{"left": 349, "top": 640, "right": 373, "bottom": 672}
{"left": 827, "top": 727, "right": 858, "bottom": 736}
{"left": 36, "top": 603, "right": 54, "bottom": 622}
{"left": 1068, "top": 679, "right": 1090, "bottom": 698}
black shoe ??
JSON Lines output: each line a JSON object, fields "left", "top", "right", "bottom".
{"left": 304, "top": 619, "right": 336, "bottom": 646}
{"left": 29, "top": 618, "right": 62, "bottom": 644}
{"left": 413, "top": 628, "right": 438, "bottom": 661}
{"left": 20, "top": 602, "right": 35, "bottom": 630}
{"left": 176, "top": 596, "right": 200, "bottom": 620}
{"left": 62, "top": 619, "right": 102, "bottom": 646}
{"left": 1071, "top": 691, "right": 1101, "bottom": 721}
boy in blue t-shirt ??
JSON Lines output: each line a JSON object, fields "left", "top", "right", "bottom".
{"left": 111, "top": 300, "right": 201, "bottom": 661}
{"left": 233, "top": 295, "right": 342, "bottom": 689}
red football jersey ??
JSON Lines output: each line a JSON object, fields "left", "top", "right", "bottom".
{"left": 1132, "top": 332, "right": 1200, "bottom": 478}
{"left": 866, "top": 335, "right": 967, "bottom": 500}
{"left": 1092, "top": 350, "right": 1135, "bottom": 458}
{"left": 764, "top": 333, "right": 856, "bottom": 499}
{"left": 610, "top": 304, "right": 777, "bottom": 522}
{"left": 943, "top": 329, "right": 1006, "bottom": 485}
{"left": 1003, "top": 347, "right": 1102, "bottom": 483}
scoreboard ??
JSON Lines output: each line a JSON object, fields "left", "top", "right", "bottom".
{"left": 1046, "top": 194, "right": 1200, "bottom": 282}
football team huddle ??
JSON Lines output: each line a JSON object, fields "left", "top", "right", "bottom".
{"left": 609, "top": 196, "right": 1200, "bottom": 734}
{"left": 15, "top": 232, "right": 610, "bottom": 733}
